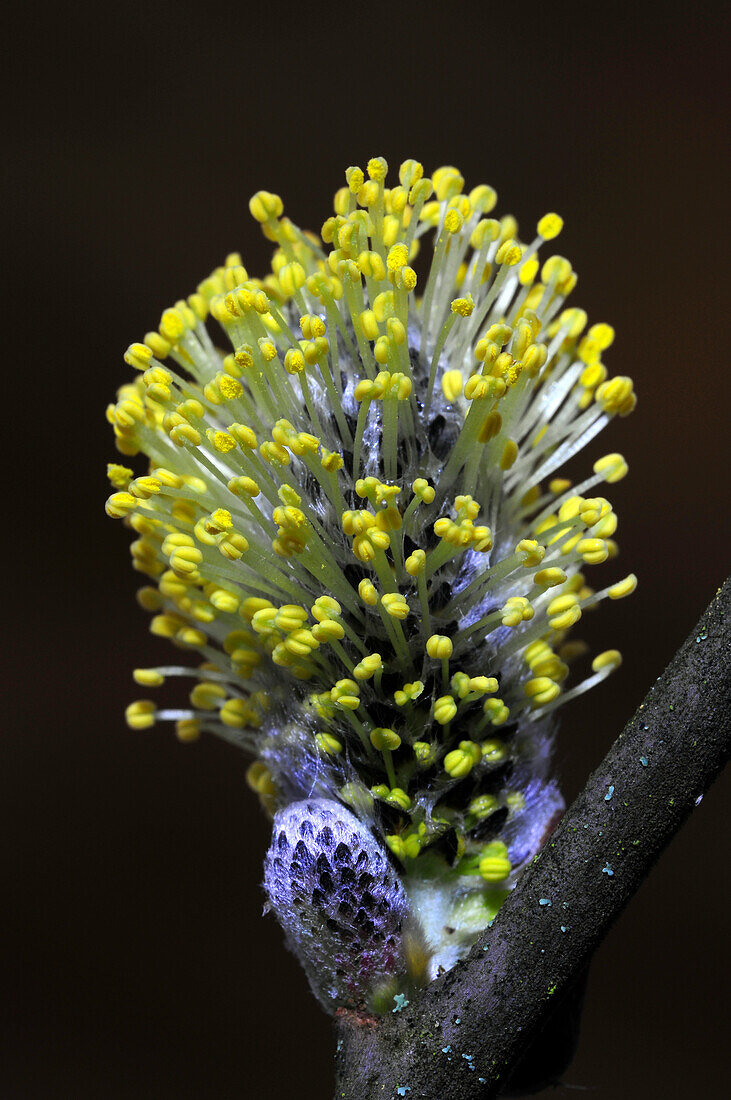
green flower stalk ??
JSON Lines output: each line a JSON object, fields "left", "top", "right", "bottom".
{"left": 106, "top": 156, "right": 636, "bottom": 1013}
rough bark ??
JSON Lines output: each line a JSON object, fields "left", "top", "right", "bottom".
{"left": 334, "top": 579, "right": 730, "bottom": 1099}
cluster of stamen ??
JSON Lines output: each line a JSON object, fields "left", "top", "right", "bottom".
{"left": 107, "top": 156, "right": 636, "bottom": 894}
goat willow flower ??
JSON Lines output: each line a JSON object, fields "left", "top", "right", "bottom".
{"left": 106, "top": 157, "right": 637, "bottom": 1014}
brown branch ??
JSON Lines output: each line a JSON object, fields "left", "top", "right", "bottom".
{"left": 333, "top": 579, "right": 730, "bottom": 1099}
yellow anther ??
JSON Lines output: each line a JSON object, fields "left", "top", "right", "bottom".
{"left": 448, "top": 194, "right": 472, "bottom": 220}
{"left": 522, "top": 342, "right": 547, "bottom": 377}
{"left": 501, "top": 596, "right": 534, "bottom": 627}
{"left": 594, "top": 453, "right": 628, "bottom": 482}
{"left": 469, "top": 184, "right": 497, "bottom": 213}
{"left": 311, "top": 619, "right": 345, "bottom": 643}
{"left": 176, "top": 627, "right": 207, "bottom": 648}
{"left": 218, "top": 531, "right": 249, "bottom": 560}
{"left": 412, "top": 478, "right": 435, "bottom": 505}
{"left": 107, "top": 464, "right": 133, "bottom": 490}
{"left": 500, "top": 440, "right": 519, "bottom": 470}
{"left": 479, "top": 842, "right": 512, "bottom": 882}
{"left": 275, "top": 604, "right": 309, "bottom": 632}
{"left": 190, "top": 682, "right": 227, "bottom": 710}
{"left": 433, "top": 165, "right": 464, "bottom": 201}
{"left": 218, "top": 374, "right": 244, "bottom": 401}
{"left": 577, "top": 537, "right": 609, "bottom": 565}
{"left": 534, "top": 567, "right": 568, "bottom": 588}
{"left": 443, "top": 208, "right": 463, "bottom": 234}
{"left": 495, "top": 239, "right": 523, "bottom": 266}
{"left": 354, "top": 379, "right": 375, "bottom": 402}
{"left": 282, "top": 348, "right": 305, "bottom": 375}
{"left": 133, "top": 669, "right": 164, "bottom": 687}
{"left": 311, "top": 596, "right": 341, "bottom": 622}
{"left": 162, "top": 531, "right": 193, "bottom": 554}
{"left": 372, "top": 290, "right": 395, "bottom": 322}
{"left": 353, "top": 653, "right": 383, "bottom": 680}
{"left": 451, "top": 295, "right": 474, "bottom": 317}
{"left": 556, "top": 495, "right": 583, "bottom": 522}
{"left": 382, "top": 787, "right": 411, "bottom": 812}
{"left": 400, "top": 266, "right": 418, "bottom": 291}
{"left": 374, "top": 482, "right": 401, "bottom": 505}
{"left": 465, "top": 374, "right": 505, "bottom": 402}
{"left": 105, "top": 491, "right": 137, "bottom": 518}
{"left": 413, "top": 742, "right": 436, "bottom": 767}
{"left": 239, "top": 598, "right": 272, "bottom": 624}
{"left": 373, "top": 335, "right": 391, "bottom": 364}
{"left": 469, "top": 676, "right": 498, "bottom": 696}
{"left": 315, "top": 733, "right": 342, "bottom": 755}
{"left": 300, "top": 314, "right": 327, "bottom": 340}
{"left": 385, "top": 835, "right": 406, "bottom": 861}
{"left": 125, "top": 700, "right": 156, "bottom": 730}
{"left": 206, "top": 508, "right": 233, "bottom": 533}
{"left": 159, "top": 307, "right": 187, "bottom": 344}
{"left": 468, "top": 794, "right": 499, "bottom": 820}
{"left": 426, "top": 635, "right": 453, "bottom": 660}
{"left": 442, "top": 370, "right": 463, "bottom": 402}
{"left": 375, "top": 506, "right": 402, "bottom": 534}
{"left": 283, "top": 628, "right": 319, "bottom": 657}
{"left": 245, "top": 760, "right": 272, "bottom": 793}
{"left": 219, "top": 698, "right": 249, "bottom": 728}
{"left": 477, "top": 410, "right": 502, "bottom": 444}
{"left": 124, "top": 342, "right": 153, "bottom": 370}
{"left": 592, "top": 649, "right": 622, "bottom": 672}
{"left": 541, "top": 254, "right": 571, "bottom": 284}
{"left": 260, "top": 441, "right": 290, "bottom": 465}
{"left": 370, "top": 728, "right": 402, "bottom": 751}
{"left": 209, "top": 430, "right": 237, "bottom": 454}
{"left": 399, "top": 159, "right": 423, "bottom": 188}
{"left": 358, "top": 309, "right": 379, "bottom": 341}
{"left": 209, "top": 587, "right": 240, "bottom": 614}
{"left": 608, "top": 573, "right": 638, "bottom": 599}
{"left": 355, "top": 477, "right": 378, "bottom": 500}
{"left": 358, "top": 578, "right": 378, "bottom": 606}
{"left": 547, "top": 593, "right": 581, "bottom": 630}
{"left": 537, "top": 212, "right": 564, "bottom": 240}
{"left": 516, "top": 539, "right": 545, "bottom": 567}
{"left": 387, "top": 243, "right": 409, "bottom": 272}
{"left": 451, "top": 671, "right": 471, "bottom": 698}
{"left": 592, "top": 512, "right": 617, "bottom": 538}
{"left": 228, "top": 476, "right": 260, "bottom": 497}
{"left": 595, "top": 376, "right": 636, "bottom": 416}
{"left": 249, "top": 190, "right": 284, "bottom": 223}
{"left": 175, "top": 719, "right": 201, "bottom": 743}
{"left": 229, "top": 423, "right": 258, "bottom": 449}
{"left": 169, "top": 545, "right": 203, "bottom": 576}
{"left": 278, "top": 262, "right": 306, "bottom": 298}
{"left": 524, "top": 677, "right": 561, "bottom": 706}
{"left": 483, "top": 698, "right": 509, "bottom": 725}
{"left": 480, "top": 739, "right": 507, "bottom": 763}
{"left": 395, "top": 680, "right": 424, "bottom": 706}
{"left": 342, "top": 166, "right": 364, "bottom": 196}
{"left": 331, "top": 678, "right": 361, "bottom": 710}
{"left": 433, "top": 696, "right": 458, "bottom": 726}
{"left": 149, "top": 613, "right": 183, "bottom": 638}
{"left": 470, "top": 218, "right": 500, "bottom": 249}
{"left": 587, "top": 322, "right": 615, "bottom": 350}
{"left": 367, "top": 156, "right": 388, "bottom": 182}
{"left": 277, "top": 484, "right": 302, "bottom": 507}
{"left": 381, "top": 592, "right": 409, "bottom": 620}
{"left": 443, "top": 747, "right": 474, "bottom": 778}
{"left": 143, "top": 332, "right": 171, "bottom": 360}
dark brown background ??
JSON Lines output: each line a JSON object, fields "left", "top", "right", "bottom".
{"left": 4, "top": 1, "right": 729, "bottom": 1096}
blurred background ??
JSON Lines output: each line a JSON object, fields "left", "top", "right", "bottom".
{"left": 5, "top": 0, "right": 729, "bottom": 1095}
